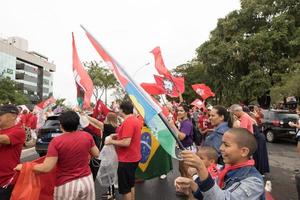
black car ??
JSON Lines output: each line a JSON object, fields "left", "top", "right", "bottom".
{"left": 261, "top": 109, "right": 299, "bottom": 142}
{"left": 35, "top": 115, "right": 62, "bottom": 156}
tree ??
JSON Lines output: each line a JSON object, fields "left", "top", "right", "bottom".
{"left": 84, "top": 61, "right": 120, "bottom": 104}
{"left": 271, "top": 68, "right": 300, "bottom": 104}
{"left": 173, "top": 60, "right": 209, "bottom": 104}
{"left": 110, "top": 86, "right": 126, "bottom": 102}
{"left": 176, "top": 0, "right": 300, "bottom": 106}
{"left": 0, "top": 76, "right": 29, "bottom": 105}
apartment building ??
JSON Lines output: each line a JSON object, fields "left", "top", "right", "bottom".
{"left": 0, "top": 36, "right": 56, "bottom": 101}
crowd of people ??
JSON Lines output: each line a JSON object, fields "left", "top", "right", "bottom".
{"left": 0, "top": 98, "right": 294, "bottom": 200}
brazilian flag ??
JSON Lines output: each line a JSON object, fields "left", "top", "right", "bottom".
{"left": 135, "top": 127, "right": 173, "bottom": 180}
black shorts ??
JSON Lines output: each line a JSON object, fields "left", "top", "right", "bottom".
{"left": 117, "top": 161, "right": 139, "bottom": 194}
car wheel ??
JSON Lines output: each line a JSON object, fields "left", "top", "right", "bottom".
{"left": 266, "top": 130, "right": 276, "bottom": 143}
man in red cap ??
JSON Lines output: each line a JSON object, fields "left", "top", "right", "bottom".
{"left": 0, "top": 104, "right": 25, "bottom": 200}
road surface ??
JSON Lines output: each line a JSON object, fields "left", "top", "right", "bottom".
{"left": 21, "top": 140, "right": 300, "bottom": 200}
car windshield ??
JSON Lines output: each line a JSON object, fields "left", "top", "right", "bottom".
{"left": 275, "top": 113, "right": 298, "bottom": 120}
{"left": 43, "top": 119, "right": 60, "bottom": 127}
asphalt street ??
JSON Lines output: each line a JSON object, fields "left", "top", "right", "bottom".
{"left": 21, "top": 140, "right": 300, "bottom": 200}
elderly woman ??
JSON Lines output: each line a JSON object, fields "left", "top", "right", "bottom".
{"left": 203, "top": 106, "right": 229, "bottom": 163}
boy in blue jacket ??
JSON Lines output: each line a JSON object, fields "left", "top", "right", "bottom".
{"left": 175, "top": 128, "right": 265, "bottom": 200}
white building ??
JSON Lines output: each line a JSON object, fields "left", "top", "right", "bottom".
{"left": 0, "top": 36, "right": 55, "bottom": 101}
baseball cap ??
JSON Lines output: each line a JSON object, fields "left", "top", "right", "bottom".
{"left": 0, "top": 104, "right": 20, "bottom": 115}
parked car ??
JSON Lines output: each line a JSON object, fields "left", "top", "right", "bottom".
{"left": 261, "top": 109, "right": 299, "bottom": 142}
{"left": 35, "top": 115, "right": 62, "bottom": 156}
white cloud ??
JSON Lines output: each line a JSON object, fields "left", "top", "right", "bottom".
{"left": 0, "top": 0, "right": 240, "bottom": 105}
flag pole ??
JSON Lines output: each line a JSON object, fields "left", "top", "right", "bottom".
{"left": 80, "top": 25, "right": 185, "bottom": 150}
{"left": 158, "top": 113, "right": 185, "bottom": 150}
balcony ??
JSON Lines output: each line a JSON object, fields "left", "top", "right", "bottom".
{"left": 16, "top": 63, "right": 25, "bottom": 70}
{"left": 15, "top": 72, "right": 25, "bottom": 80}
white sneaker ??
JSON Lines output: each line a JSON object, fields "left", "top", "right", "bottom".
{"left": 160, "top": 174, "right": 167, "bottom": 179}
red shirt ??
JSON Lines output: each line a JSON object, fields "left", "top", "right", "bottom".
{"left": 20, "top": 113, "right": 32, "bottom": 127}
{"left": 240, "top": 113, "right": 254, "bottom": 133}
{"left": 0, "top": 125, "right": 25, "bottom": 187}
{"left": 198, "top": 115, "right": 212, "bottom": 130}
{"left": 47, "top": 131, "right": 95, "bottom": 186}
{"left": 116, "top": 115, "right": 142, "bottom": 162}
{"left": 28, "top": 114, "right": 37, "bottom": 129}
{"left": 86, "top": 124, "right": 102, "bottom": 137}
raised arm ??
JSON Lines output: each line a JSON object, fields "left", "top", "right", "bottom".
{"left": 86, "top": 115, "right": 104, "bottom": 130}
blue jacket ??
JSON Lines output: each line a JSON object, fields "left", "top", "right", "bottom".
{"left": 204, "top": 122, "right": 229, "bottom": 151}
{"left": 193, "top": 166, "right": 265, "bottom": 200}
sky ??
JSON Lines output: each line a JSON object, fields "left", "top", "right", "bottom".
{"left": 0, "top": 0, "right": 240, "bottom": 105}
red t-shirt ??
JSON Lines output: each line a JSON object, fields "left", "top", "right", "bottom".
{"left": 20, "top": 113, "right": 32, "bottom": 127}
{"left": 0, "top": 125, "right": 25, "bottom": 187}
{"left": 86, "top": 124, "right": 102, "bottom": 137}
{"left": 116, "top": 115, "right": 142, "bottom": 162}
{"left": 28, "top": 114, "right": 37, "bottom": 129}
{"left": 47, "top": 131, "right": 95, "bottom": 186}
{"left": 240, "top": 113, "right": 254, "bottom": 134}
{"left": 198, "top": 115, "right": 212, "bottom": 130}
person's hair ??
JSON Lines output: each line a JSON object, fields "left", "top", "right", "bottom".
{"left": 58, "top": 111, "right": 80, "bottom": 132}
{"left": 197, "top": 146, "right": 218, "bottom": 163}
{"left": 178, "top": 103, "right": 190, "bottom": 118}
{"left": 213, "top": 105, "right": 229, "bottom": 122}
{"left": 227, "top": 112, "right": 235, "bottom": 128}
{"left": 242, "top": 106, "right": 250, "bottom": 113}
{"left": 229, "top": 104, "right": 243, "bottom": 112}
{"left": 105, "top": 112, "right": 118, "bottom": 127}
{"left": 248, "top": 105, "right": 254, "bottom": 112}
{"left": 227, "top": 128, "right": 257, "bottom": 157}
{"left": 119, "top": 101, "right": 134, "bottom": 115}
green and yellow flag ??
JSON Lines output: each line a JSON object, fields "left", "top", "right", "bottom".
{"left": 136, "top": 127, "right": 173, "bottom": 180}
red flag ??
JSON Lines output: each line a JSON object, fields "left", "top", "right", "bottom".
{"left": 33, "top": 97, "right": 56, "bottom": 129}
{"left": 140, "top": 83, "right": 165, "bottom": 95}
{"left": 11, "top": 157, "right": 56, "bottom": 200}
{"left": 191, "top": 99, "right": 205, "bottom": 109}
{"left": 35, "top": 96, "right": 56, "bottom": 109}
{"left": 92, "top": 99, "right": 112, "bottom": 121}
{"left": 192, "top": 84, "right": 215, "bottom": 100}
{"left": 151, "top": 47, "right": 171, "bottom": 77}
{"left": 154, "top": 75, "right": 185, "bottom": 97}
{"left": 34, "top": 157, "right": 56, "bottom": 200}
{"left": 72, "top": 33, "right": 94, "bottom": 109}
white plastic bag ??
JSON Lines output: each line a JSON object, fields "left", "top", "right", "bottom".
{"left": 96, "top": 145, "right": 118, "bottom": 187}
